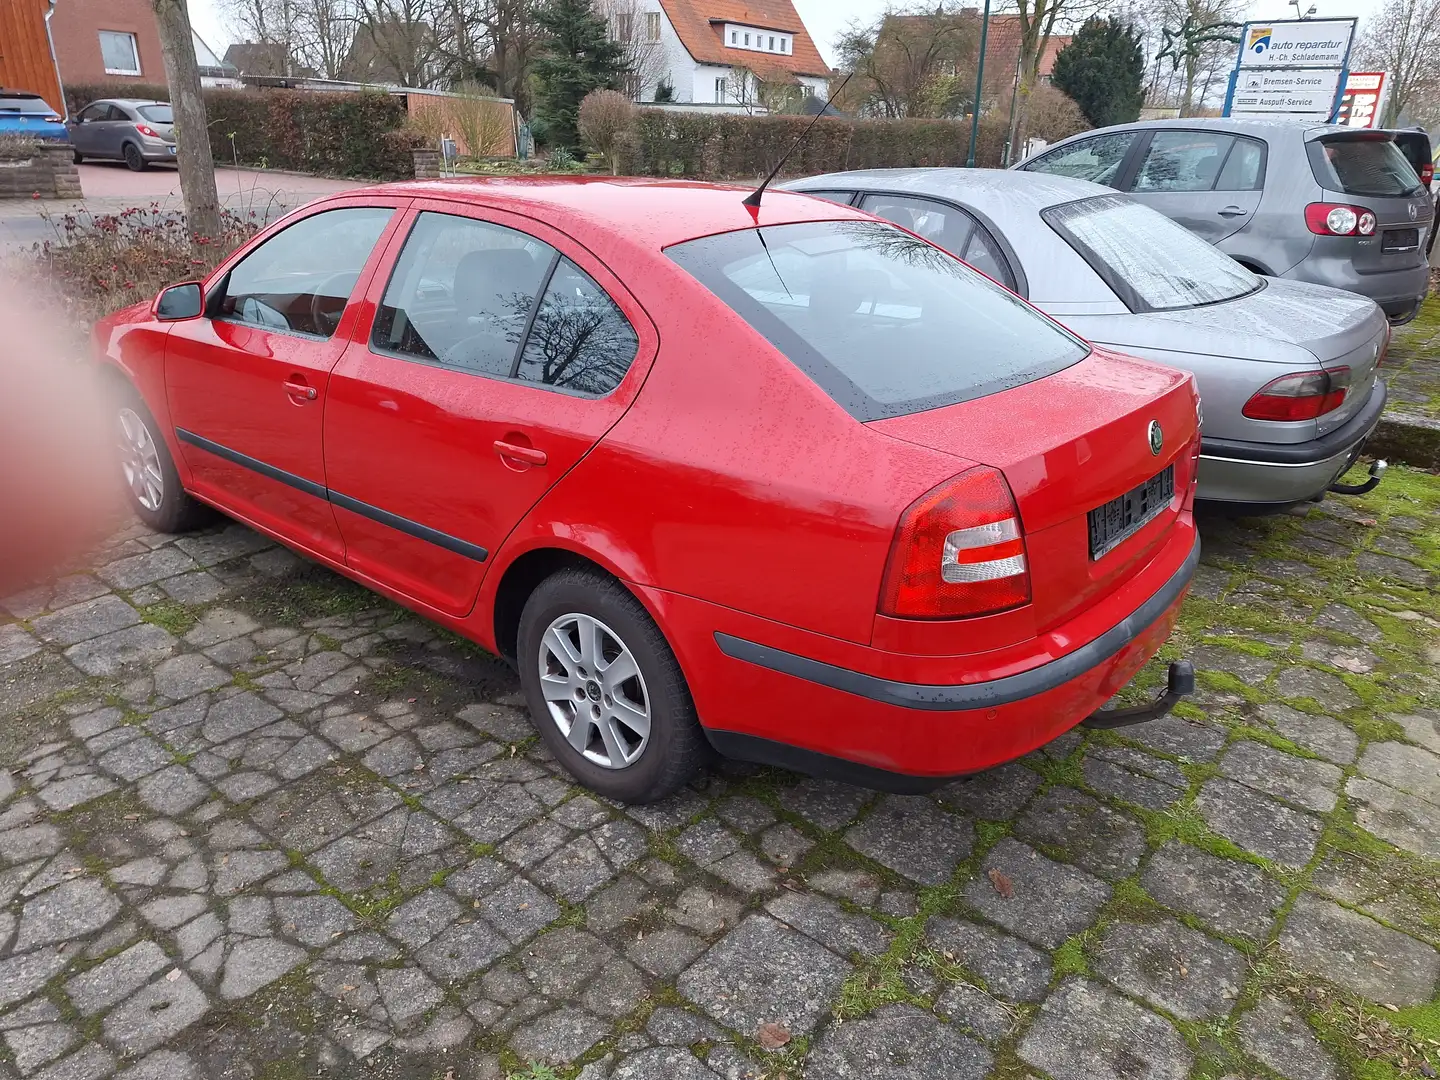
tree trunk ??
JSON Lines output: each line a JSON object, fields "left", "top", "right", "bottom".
{"left": 152, "top": 0, "right": 221, "bottom": 245}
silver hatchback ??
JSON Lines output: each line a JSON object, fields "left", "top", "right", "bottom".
{"left": 67, "top": 99, "right": 176, "bottom": 171}
{"left": 1015, "top": 118, "right": 1433, "bottom": 325}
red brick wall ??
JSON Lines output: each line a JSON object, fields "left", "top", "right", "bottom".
{"left": 49, "top": 0, "right": 165, "bottom": 87}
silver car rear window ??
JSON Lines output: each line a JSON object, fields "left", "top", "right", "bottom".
{"left": 667, "top": 220, "right": 1088, "bottom": 421}
{"left": 137, "top": 104, "right": 173, "bottom": 123}
{"left": 1308, "top": 134, "right": 1424, "bottom": 197}
{"left": 1043, "top": 194, "right": 1261, "bottom": 313}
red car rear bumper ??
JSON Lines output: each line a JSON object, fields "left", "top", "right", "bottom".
{"left": 639, "top": 522, "right": 1198, "bottom": 791}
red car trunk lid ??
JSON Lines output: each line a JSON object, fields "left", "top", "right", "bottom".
{"left": 869, "top": 349, "right": 1198, "bottom": 631}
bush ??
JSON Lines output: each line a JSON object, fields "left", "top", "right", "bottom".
{"left": 619, "top": 110, "right": 1015, "bottom": 181}
{"left": 578, "top": 90, "right": 635, "bottom": 175}
{"left": 63, "top": 82, "right": 169, "bottom": 117}
{"left": 61, "top": 82, "right": 421, "bottom": 180}
{"left": 206, "top": 89, "right": 422, "bottom": 179}
{"left": 22, "top": 205, "right": 260, "bottom": 326}
{"left": 0, "top": 134, "right": 39, "bottom": 162}
{"left": 407, "top": 85, "right": 515, "bottom": 157}
{"left": 1007, "top": 84, "right": 1090, "bottom": 148}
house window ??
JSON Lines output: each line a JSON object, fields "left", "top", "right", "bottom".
{"left": 99, "top": 30, "right": 141, "bottom": 76}
{"left": 769, "top": 36, "right": 776, "bottom": 50}
{"left": 781, "top": 37, "right": 788, "bottom": 53}
{"left": 744, "top": 33, "right": 750, "bottom": 46}
{"left": 646, "top": 12, "right": 661, "bottom": 41}
{"left": 715, "top": 77, "right": 728, "bottom": 102}
{"left": 615, "top": 12, "right": 633, "bottom": 39}
{"left": 731, "top": 30, "right": 737, "bottom": 43}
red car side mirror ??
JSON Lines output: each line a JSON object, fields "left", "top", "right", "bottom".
{"left": 155, "top": 282, "right": 203, "bottom": 321}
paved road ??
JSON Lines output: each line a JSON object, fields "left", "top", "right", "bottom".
{"left": 1, "top": 485, "right": 1437, "bottom": 1078}
{"left": 0, "top": 164, "right": 361, "bottom": 250}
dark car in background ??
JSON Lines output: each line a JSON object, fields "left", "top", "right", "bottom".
{"left": 0, "top": 91, "right": 67, "bottom": 142}
{"left": 67, "top": 99, "right": 175, "bottom": 171}
{"left": 1016, "top": 118, "right": 1433, "bottom": 324}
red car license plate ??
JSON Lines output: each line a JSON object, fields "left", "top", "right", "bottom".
{"left": 1088, "top": 466, "right": 1174, "bottom": 560}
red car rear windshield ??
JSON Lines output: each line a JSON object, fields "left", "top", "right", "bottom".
{"left": 667, "top": 220, "right": 1088, "bottom": 421}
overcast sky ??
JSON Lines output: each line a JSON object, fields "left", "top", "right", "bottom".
{"left": 186, "top": 0, "right": 1388, "bottom": 72}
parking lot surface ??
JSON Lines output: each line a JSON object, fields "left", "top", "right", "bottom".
{"left": 1, "top": 463, "right": 1437, "bottom": 1076}
{"left": 0, "top": 166, "right": 362, "bottom": 252}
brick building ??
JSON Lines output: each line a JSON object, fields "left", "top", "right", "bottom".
{"left": 48, "top": 0, "right": 166, "bottom": 87}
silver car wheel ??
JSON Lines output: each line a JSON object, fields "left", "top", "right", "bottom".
{"left": 118, "top": 407, "right": 164, "bottom": 512}
{"left": 539, "top": 612, "right": 650, "bottom": 770}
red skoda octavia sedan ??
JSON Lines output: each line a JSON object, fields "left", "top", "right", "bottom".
{"left": 97, "top": 178, "right": 1201, "bottom": 803}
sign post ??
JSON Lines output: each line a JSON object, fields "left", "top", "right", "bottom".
{"left": 1222, "top": 17, "right": 1357, "bottom": 122}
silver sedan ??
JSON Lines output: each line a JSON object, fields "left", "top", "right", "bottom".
{"left": 784, "top": 168, "right": 1389, "bottom": 508}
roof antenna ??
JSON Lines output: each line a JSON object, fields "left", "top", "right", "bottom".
{"left": 743, "top": 72, "right": 852, "bottom": 217}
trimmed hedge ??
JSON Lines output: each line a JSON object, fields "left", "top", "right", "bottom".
{"left": 64, "top": 82, "right": 169, "bottom": 116}
{"left": 205, "top": 90, "right": 420, "bottom": 179}
{"left": 620, "top": 111, "right": 1012, "bottom": 181}
{"left": 61, "top": 82, "right": 421, "bottom": 181}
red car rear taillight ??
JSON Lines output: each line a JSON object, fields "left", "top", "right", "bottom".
{"left": 1304, "top": 203, "right": 1376, "bottom": 236}
{"left": 880, "top": 466, "right": 1030, "bottom": 619}
{"left": 1242, "top": 367, "right": 1351, "bottom": 421}
{"left": 135, "top": 124, "right": 159, "bottom": 138}
{"left": 1421, "top": 162, "right": 1435, "bottom": 187}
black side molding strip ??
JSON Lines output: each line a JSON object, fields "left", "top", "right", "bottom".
{"left": 1201, "top": 378, "right": 1386, "bottom": 466}
{"left": 175, "top": 427, "right": 488, "bottom": 563}
{"left": 715, "top": 535, "right": 1200, "bottom": 712}
{"left": 328, "top": 491, "right": 489, "bottom": 562}
{"left": 176, "top": 428, "right": 328, "bottom": 500}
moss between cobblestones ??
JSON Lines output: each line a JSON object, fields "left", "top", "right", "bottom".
{"left": 1227, "top": 722, "right": 1323, "bottom": 760}
{"left": 1135, "top": 802, "right": 1273, "bottom": 871}
{"left": 1196, "top": 669, "right": 1268, "bottom": 705}
{"left": 137, "top": 598, "right": 200, "bottom": 637}
{"left": 255, "top": 1060, "right": 315, "bottom": 1080}
{"left": 972, "top": 820, "right": 1011, "bottom": 855}
{"left": 505, "top": 1064, "right": 565, "bottom": 1080}
{"left": 1049, "top": 935, "right": 1090, "bottom": 978}
{"left": 831, "top": 880, "right": 964, "bottom": 1019}
{"left": 230, "top": 568, "right": 392, "bottom": 626}
{"left": 1021, "top": 749, "right": 1086, "bottom": 791}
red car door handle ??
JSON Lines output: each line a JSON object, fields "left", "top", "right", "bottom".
{"left": 494, "top": 440, "right": 547, "bottom": 466}
{"left": 283, "top": 380, "right": 318, "bottom": 401}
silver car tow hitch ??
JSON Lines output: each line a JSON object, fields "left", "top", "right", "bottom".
{"left": 1082, "top": 661, "right": 1195, "bottom": 730}
{"left": 1329, "top": 458, "right": 1387, "bottom": 496}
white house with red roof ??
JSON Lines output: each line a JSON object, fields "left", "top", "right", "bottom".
{"left": 627, "top": 0, "right": 832, "bottom": 106}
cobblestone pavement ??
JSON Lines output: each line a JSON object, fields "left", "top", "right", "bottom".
{"left": 1, "top": 465, "right": 1438, "bottom": 1080}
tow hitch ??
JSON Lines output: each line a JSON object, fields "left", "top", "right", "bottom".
{"left": 1083, "top": 661, "right": 1195, "bottom": 730}
{"left": 1329, "top": 459, "right": 1387, "bottom": 496}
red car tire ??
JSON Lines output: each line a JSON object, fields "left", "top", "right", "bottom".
{"left": 111, "top": 382, "right": 212, "bottom": 535}
{"left": 517, "top": 567, "right": 709, "bottom": 803}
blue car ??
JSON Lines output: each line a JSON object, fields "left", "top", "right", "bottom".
{"left": 0, "top": 91, "right": 68, "bottom": 142}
